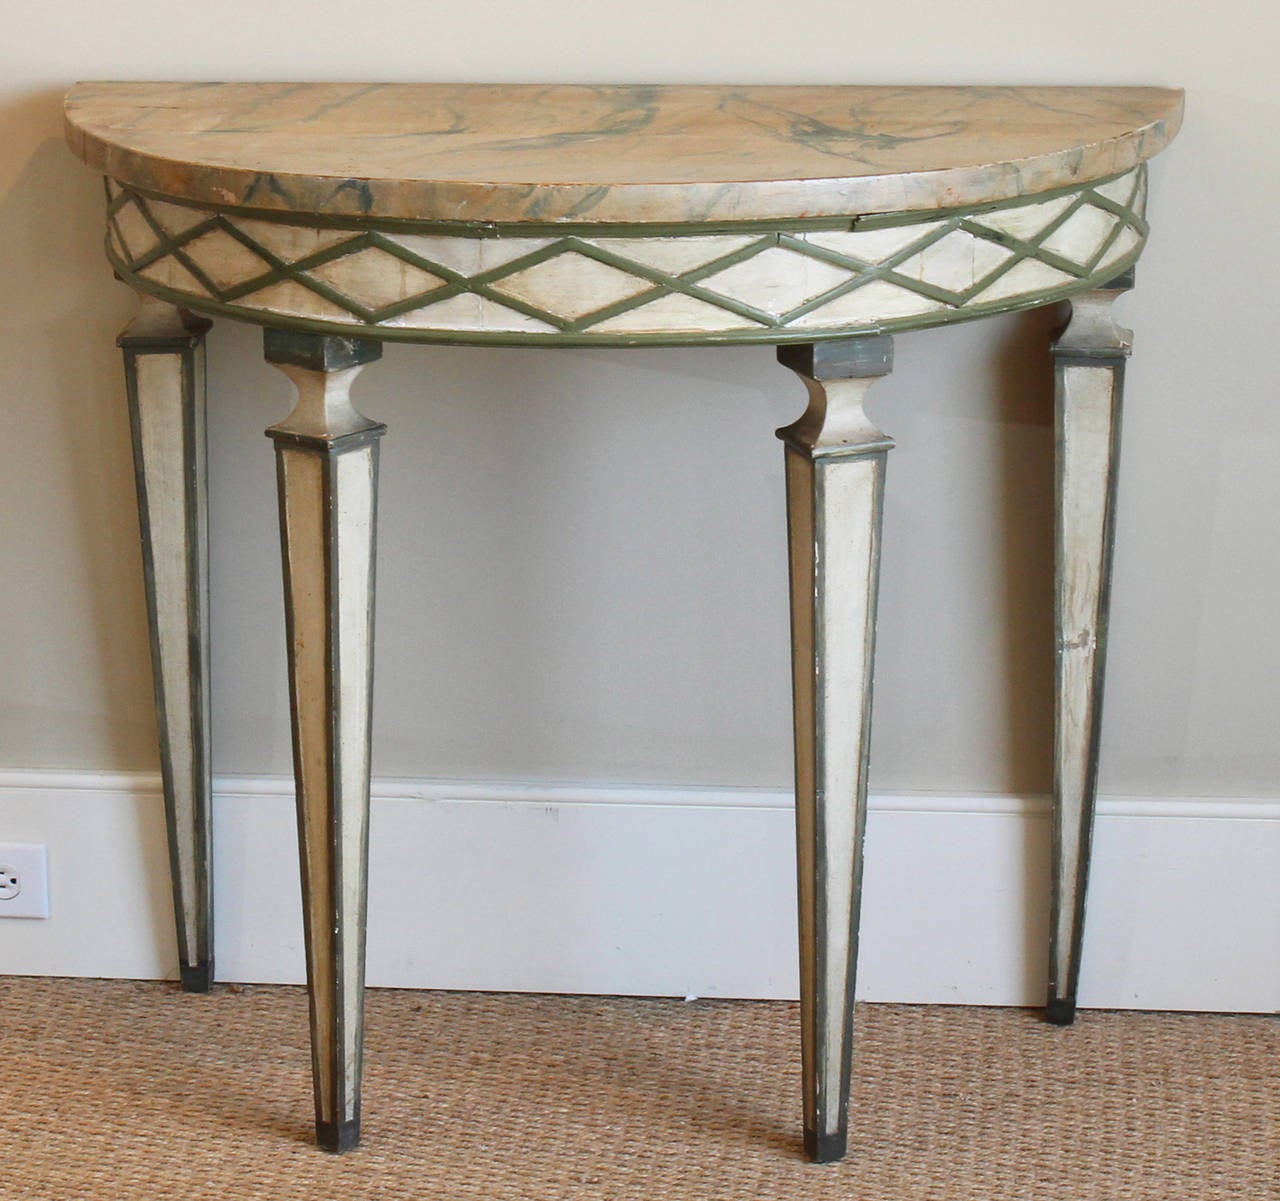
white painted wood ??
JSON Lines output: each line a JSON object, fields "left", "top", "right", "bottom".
{"left": 800, "top": 448, "right": 879, "bottom": 1140}
{"left": 895, "top": 228, "right": 1015, "bottom": 291}
{"left": 112, "top": 198, "right": 161, "bottom": 259}
{"left": 133, "top": 354, "right": 199, "bottom": 964}
{"left": 334, "top": 447, "right": 375, "bottom": 1112}
{"left": 802, "top": 222, "right": 947, "bottom": 262}
{"left": 268, "top": 348, "right": 383, "bottom": 1143}
{"left": 147, "top": 197, "right": 216, "bottom": 237}
{"left": 779, "top": 351, "right": 894, "bottom": 1156}
{"left": 234, "top": 218, "right": 363, "bottom": 263}
{"left": 121, "top": 298, "right": 213, "bottom": 990}
{"left": 588, "top": 234, "right": 760, "bottom": 274}
{"left": 309, "top": 249, "right": 443, "bottom": 310}
{"left": 588, "top": 292, "right": 754, "bottom": 333}
{"left": 382, "top": 233, "right": 556, "bottom": 275}
{"left": 1055, "top": 364, "right": 1114, "bottom": 990}
{"left": 970, "top": 194, "right": 1077, "bottom": 239}
{"left": 490, "top": 251, "right": 653, "bottom": 318}
{"left": 1039, "top": 205, "right": 1120, "bottom": 260}
{"left": 1093, "top": 174, "right": 1141, "bottom": 205}
{"left": 699, "top": 245, "right": 855, "bottom": 315}
{"left": 792, "top": 279, "right": 944, "bottom": 327}
{"left": 271, "top": 362, "right": 378, "bottom": 440}
{"left": 1096, "top": 226, "right": 1143, "bottom": 273}
{"left": 385, "top": 293, "right": 559, "bottom": 332}
{"left": 0, "top": 770, "right": 1275, "bottom": 1013}
{"left": 1049, "top": 287, "right": 1131, "bottom": 1018}
{"left": 243, "top": 280, "right": 360, "bottom": 323}
{"left": 138, "top": 255, "right": 209, "bottom": 298}
{"left": 181, "top": 228, "right": 271, "bottom": 290}
{"left": 99, "top": 162, "right": 1149, "bottom": 340}
{"left": 278, "top": 447, "right": 335, "bottom": 1109}
{"left": 970, "top": 258, "right": 1078, "bottom": 303}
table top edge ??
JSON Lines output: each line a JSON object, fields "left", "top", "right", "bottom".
{"left": 64, "top": 82, "right": 1184, "bottom": 227}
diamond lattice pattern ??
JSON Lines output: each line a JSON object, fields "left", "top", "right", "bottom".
{"left": 106, "top": 167, "right": 1147, "bottom": 338}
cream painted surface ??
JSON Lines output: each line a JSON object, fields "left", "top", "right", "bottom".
{"left": 589, "top": 292, "right": 750, "bottom": 334}
{"left": 1039, "top": 205, "right": 1120, "bottom": 261}
{"left": 270, "top": 357, "right": 381, "bottom": 1123}
{"left": 0, "top": 0, "right": 1276, "bottom": 1001}
{"left": 894, "top": 230, "right": 1015, "bottom": 293}
{"left": 784, "top": 448, "right": 818, "bottom": 1122}
{"left": 273, "top": 363, "right": 375, "bottom": 440}
{"left": 112, "top": 197, "right": 158, "bottom": 259}
{"left": 781, "top": 366, "right": 891, "bottom": 1135}
{"left": 309, "top": 250, "right": 441, "bottom": 311}
{"left": 384, "top": 233, "right": 557, "bottom": 275}
{"left": 969, "top": 258, "right": 1077, "bottom": 304}
{"left": 334, "top": 446, "right": 375, "bottom": 1119}
{"left": 97, "top": 169, "right": 1146, "bottom": 339}
{"left": 598, "top": 235, "right": 761, "bottom": 274}
{"left": 791, "top": 279, "right": 943, "bottom": 327}
{"left": 250, "top": 280, "right": 359, "bottom": 324}
{"left": 815, "top": 454, "right": 878, "bottom": 1133}
{"left": 971, "top": 196, "right": 1077, "bottom": 240}
{"left": 1054, "top": 361, "right": 1117, "bottom": 986}
{"left": 271, "top": 351, "right": 382, "bottom": 1123}
{"left": 699, "top": 247, "right": 854, "bottom": 316}
{"left": 279, "top": 447, "right": 334, "bottom": 1109}
{"left": 182, "top": 228, "right": 270, "bottom": 292}
{"left": 138, "top": 255, "right": 206, "bottom": 298}
{"left": 385, "top": 293, "right": 558, "bottom": 333}
{"left": 491, "top": 252, "right": 652, "bottom": 319}
{"left": 134, "top": 354, "right": 199, "bottom": 963}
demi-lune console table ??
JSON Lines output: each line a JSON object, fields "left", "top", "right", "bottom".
{"left": 64, "top": 81, "right": 1182, "bottom": 1161}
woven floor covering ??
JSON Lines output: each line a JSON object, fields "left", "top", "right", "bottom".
{"left": 0, "top": 978, "right": 1274, "bottom": 1200}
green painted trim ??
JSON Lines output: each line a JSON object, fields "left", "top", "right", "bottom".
{"left": 107, "top": 236, "right": 1146, "bottom": 349}
{"left": 110, "top": 166, "right": 1144, "bottom": 239}
{"left": 106, "top": 164, "right": 1149, "bottom": 346}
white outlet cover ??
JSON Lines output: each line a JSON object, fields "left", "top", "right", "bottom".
{"left": 0, "top": 843, "right": 49, "bottom": 919}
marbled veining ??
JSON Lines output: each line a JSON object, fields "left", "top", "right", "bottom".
{"left": 66, "top": 83, "right": 1183, "bottom": 225}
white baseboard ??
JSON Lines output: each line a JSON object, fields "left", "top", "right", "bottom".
{"left": 0, "top": 770, "right": 1276, "bottom": 1012}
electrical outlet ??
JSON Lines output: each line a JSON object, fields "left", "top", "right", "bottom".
{"left": 0, "top": 844, "right": 49, "bottom": 919}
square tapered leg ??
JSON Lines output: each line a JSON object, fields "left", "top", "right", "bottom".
{"left": 1047, "top": 272, "right": 1133, "bottom": 1025}
{"left": 777, "top": 337, "right": 895, "bottom": 1162}
{"left": 119, "top": 296, "right": 215, "bottom": 993}
{"left": 264, "top": 330, "right": 385, "bottom": 1151}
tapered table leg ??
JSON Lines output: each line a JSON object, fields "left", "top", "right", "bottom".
{"left": 264, "top": 330, "right": 385, "bottom": 1152}
{"left": 1046, "top": 271, "right": 1133, "bottom": 1025}
{"left": 777, "top": 337, "right": 895, "bottom": 1163}
{"left": 119, "top": 296, "right": 215, "bottom": 994}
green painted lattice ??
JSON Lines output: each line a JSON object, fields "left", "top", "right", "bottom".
{"left": 105, "top": 168, "right": 1149, "bottom": 346}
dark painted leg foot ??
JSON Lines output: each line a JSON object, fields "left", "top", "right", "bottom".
{"left": 1047, "top": 270, "right": 1133, "bottom": 1024}
{"left": 804, "top": 1128, "right": 848, "bottom": 1164}
{"left": 777, "top": 338, "right": 895, "bottom": 1164}
{"left": 179, "top": 961, "right": 213, "bottom": 994}
{"left": 316, "top": 1118, "right": 362, "bottom": 1154}
{"left": 1045, "top": 996, "right": 1077, "bottom": 1026}
{"left": 119, "top": 296, "right": 215, "bottom": 993}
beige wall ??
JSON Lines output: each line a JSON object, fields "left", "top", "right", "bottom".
{"left": 0, "top": 0, "right": 1275, "bottom": 798}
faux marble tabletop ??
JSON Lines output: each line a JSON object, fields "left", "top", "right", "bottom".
{"left": 65, "top": 83, "right": 1183, "bottom": 225}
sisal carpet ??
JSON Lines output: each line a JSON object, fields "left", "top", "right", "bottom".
{"left": 0, "top": 977, "right": 1274, "bottom": 1200}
